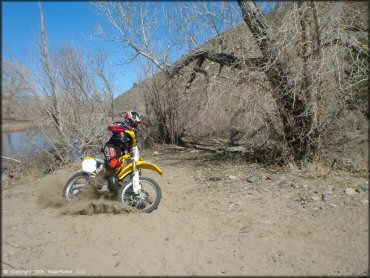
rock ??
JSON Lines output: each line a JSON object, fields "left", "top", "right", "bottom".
{"left": 227, "top": 146, "right": 247, "bottom": 153}
{"left": 168, "top": 145, "right": 186, "bottom": 151}
{"left": 279, "top": 175, "right": 287, "bottom": 181}
{"left": 355, "top": 188, "right": 364, "bottom": 193}
{"left": 296, "top": 193, "right": 308, "bottom": 204}
{"left": 311, "top": 196, "right": 320, "bottom": 201}
{"left": 344, "top": 188, "right": 356, "bottom": 195}
{"left": 291, "top": 182, "right": 299, "bottom": 189}
{"left": 266, "top": 174, "right": 279, "bottom": 181}
{"left": 240, "top": 225, "right": 253, "bottom": 233}
{"left": 361, "top": 200, "right": 369, "bottom": 204}
{"left": 302, "top": 184, "right": 309, "bottom": 189}
{"left": 153, "top": 151, "right": 159, "bottom": 155}
{"left": 279, "top": 180, "right": 290, "bottom": 188}
{"left": 359, "top": 185, "right": 368, "bottom": 192}
{"left": 229, "top": 175, "right": 237, "bottom": 180}
{"left": 322, "top": 191, "right": 333, "bottom": 202}
{"left": 208, "top": 177, "right": 222, "bottom": 182}
{"left": 228, "top": 203, "right": 237, "bottom": 211}
{"left": 246, "top": 175, "right": 259, "bottom": 183}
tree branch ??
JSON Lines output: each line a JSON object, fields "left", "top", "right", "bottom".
{"left": 322, "top": 38, "right": 369, "bottom": 59}
{"left": 167, "top": 50, "right": 263, "bottom": 78}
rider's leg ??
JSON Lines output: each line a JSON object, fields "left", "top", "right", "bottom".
{"left": 107, "top": 169, "right": 119, "bottom": 192}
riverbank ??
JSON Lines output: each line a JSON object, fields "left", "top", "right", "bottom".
{"left": 2, "top": 120, "right": 39, "bottom": 132}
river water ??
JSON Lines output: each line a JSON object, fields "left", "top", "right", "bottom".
{"left": 1, "top": 130, "right": 49, "bottom": 157}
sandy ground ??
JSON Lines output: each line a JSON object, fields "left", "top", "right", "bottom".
{"left": 1, "top": 148, "right": 369, "bottom": 276}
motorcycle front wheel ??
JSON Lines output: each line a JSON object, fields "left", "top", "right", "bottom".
{"left": 63, "top": 172, "right": 92, "bottom": 201}
{"left": 117, "top": 177, "right": 162, "bottom": 213}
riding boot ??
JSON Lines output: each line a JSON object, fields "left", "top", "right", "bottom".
{"left": 108, "top": 171, "right": 119, "bottom": 192}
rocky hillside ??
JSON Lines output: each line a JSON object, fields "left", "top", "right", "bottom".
{"left": 113, "top": 84, "right": 146, "bottom": 115}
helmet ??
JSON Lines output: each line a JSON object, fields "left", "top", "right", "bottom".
{"left": 124, "top": 111, "right": 141, "bottom": 130}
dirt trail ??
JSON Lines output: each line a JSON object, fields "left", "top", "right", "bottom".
{"left": 2, "top": 148, "right": 369, "bottom": 276}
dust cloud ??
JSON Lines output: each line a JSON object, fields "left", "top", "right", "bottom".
{"left": 38, "top": 175, "right": 136, "bottom": 215}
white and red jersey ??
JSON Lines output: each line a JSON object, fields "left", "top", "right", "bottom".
{"left": 104, "top": 120, "right": 136, "bottom": 169}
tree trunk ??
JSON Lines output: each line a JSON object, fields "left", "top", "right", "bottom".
{"left": 298, "top": 2, "right": 321, "bottom": 155}
{"left": 39, "top": 2, "right": 61, "bottom": 131}
{"left": 237, "top": 0, "right": 320, "bottom": 159}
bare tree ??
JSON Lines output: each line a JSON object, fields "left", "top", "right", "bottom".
{"left": 97, "top": 1, "right": 368, "bottom": 161}
{"left": 6, "top": 2, "right": 118, "bottom": 163}
{"left": 95, "top": 51, "right": 115, "bottom": 121}
{"left": 171, "top": 1, "right": 368, "bottom": 159}
{"left": 96, "top": 1, "right": 247, "bottom": 144}
{"left": 95, "top": 2, "right": 176, "bottom": 71}
{"left": 1, "top": 57, "right": 32, "bottom": 120}
{"left": 39, "top": 2, "right": 61, "bottom": 131}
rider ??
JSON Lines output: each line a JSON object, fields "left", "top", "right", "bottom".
{"left": 102, "top": 111, "right": 141, "bottom": 191}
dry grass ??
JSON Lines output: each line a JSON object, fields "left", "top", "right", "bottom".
{"left": 288, "top": 160, "right": 332, "bottom": 179}
{"left": 287, "top": 153, "right": 369, "bottom": 179}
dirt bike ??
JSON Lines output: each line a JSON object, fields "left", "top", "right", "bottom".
{"left": 63, "top": 130, "right": 163, "bottom": 213}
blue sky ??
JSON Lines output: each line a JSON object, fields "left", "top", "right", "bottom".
{"left": 2, "top": 1, "right": 276, "bottom": 98}
{"left": 2, "top": 1, "right": 136, "bottom": 97}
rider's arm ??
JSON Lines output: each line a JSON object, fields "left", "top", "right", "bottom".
{"left": 122, "top": 133, "right": 134, "bottom": 156}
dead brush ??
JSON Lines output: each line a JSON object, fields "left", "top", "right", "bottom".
{"left": 1, "top": 151, "right": 62, "bottom": 186}
{"left": 1, "top": 159, "right": 23, "bottom": 186}
{"left": 22, "top": 152, "right": 61, "bottom": 177}
{"left": 287, "top": 155, "right": 332, "bottom": 178}
{"left": 330, "top": 154, "right": 369, "bottom": 177}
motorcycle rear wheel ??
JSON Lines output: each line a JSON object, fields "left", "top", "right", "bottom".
{"left": 117, "top": 177, "right": 161, "bottom": 213}
{"left": 63, "top": 172, "right": 92, "bottom": 201}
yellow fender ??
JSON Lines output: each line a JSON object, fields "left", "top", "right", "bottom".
{"left": 84, "top": 156, "right": 94, "bottom": 160}
{"left": 117, "top": 161, "right": 163, "bottom": 180}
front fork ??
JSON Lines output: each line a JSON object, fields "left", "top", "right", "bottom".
{"left": 132, "top": 165, "right": 141, "bottom": 194}
{"left": 132, "top": 146, "right": 141, "bottom": 194}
